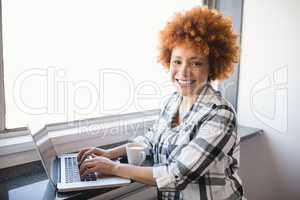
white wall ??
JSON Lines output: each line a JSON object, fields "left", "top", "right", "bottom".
{"left": 238, "top": 0, "right": 300, "bottom": 199}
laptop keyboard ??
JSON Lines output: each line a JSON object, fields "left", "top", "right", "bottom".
{"left": 64, "top": 157, "right": 97, "bottom": 183}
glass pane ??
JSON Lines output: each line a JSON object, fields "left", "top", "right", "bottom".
{"left": 2, "top": 0, "right": 203, "bottom": 130}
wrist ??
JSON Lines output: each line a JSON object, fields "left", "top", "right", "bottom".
{"left": 105, "top": 149, "right": 114, "bottom": 159}
{"left": 112, "top": 162, "right": 122, "bottom": 176}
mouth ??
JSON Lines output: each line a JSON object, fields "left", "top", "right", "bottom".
{"left": 176, "top": 79, "right": 195, "bottom": 87}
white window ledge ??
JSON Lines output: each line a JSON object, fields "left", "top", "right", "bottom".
{"left": 0, "top": 110, "right": 263, "bottom": 169}
{"left": 0, "top": 109, "right": 160, "bottom": 169}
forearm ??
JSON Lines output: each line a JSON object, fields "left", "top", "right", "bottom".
{"left": 109, "top": 144, "right": 127, "bottom": 159}
{"left": 113, "top": 163, "right": 156, "bottom": 186}
{"left": 109, "top": 143, "right": 156, "bottom": 186}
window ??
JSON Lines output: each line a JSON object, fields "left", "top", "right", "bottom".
{"left": 1, "top": 0, "right": 204, "bottom": 132}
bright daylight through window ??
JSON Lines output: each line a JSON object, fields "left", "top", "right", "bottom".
{"left": 2, "top": 0, "right": 205, "bottom": 131}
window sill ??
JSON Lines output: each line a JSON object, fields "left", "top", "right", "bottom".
{"left": 0, "top": 110, "right": 263, "bottom": 169}
{"left": 238, "top": 125, "right": 263, "bottom": 141}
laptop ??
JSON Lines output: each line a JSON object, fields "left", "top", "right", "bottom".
{"left": 30, "top": 130, "right": 131, "bottom": 192}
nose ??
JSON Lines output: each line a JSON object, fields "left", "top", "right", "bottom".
{"left": 178, "top": 62, "right": 190, "bottom": 76}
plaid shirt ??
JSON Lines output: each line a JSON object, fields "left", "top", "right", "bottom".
{"left": 132, "top": 83, "right": 245, "bottom": 200}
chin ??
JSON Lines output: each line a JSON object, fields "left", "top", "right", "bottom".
{"left": 173, "top": 80, "right": 199, "bottom": 96}
{"left": 176, "top": 87, "right": 194, "bottom": 96}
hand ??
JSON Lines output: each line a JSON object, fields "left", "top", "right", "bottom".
{"left": 77, "top": 147, "right": 112, "bottom": 164}
{"left": 79, "top": 155, "right": 119, "bottom": 178}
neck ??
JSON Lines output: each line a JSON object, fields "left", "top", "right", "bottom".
{"left": 181, "top": 95, "right": 197, "bottom": 109}
{"left": 180, "top": 83, "right": 208, "bottom": 108}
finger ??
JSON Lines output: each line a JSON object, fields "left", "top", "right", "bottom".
{"left": 79, "top": 160, "right": 96, "bottom": 175}
{"left": 80, "top": 148, "right": 95, "bottom": 163}
{"left": 81, "top": 167, "right": 97, "bottom": 178}
{"left": 77, "top": 147, "right": 91, "bottom": 161}
{"left": 80, "top": 150, "right": 93, "bottom": 164}
{"left": 79, "top": 158, "right": 94, "bottom": 171}
{"left": 98, "top": 156, "right": 109, "bottom": 162}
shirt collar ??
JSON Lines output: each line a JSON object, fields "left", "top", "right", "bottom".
{"left": 167, "top": 82, "right": 219, "bottom": 127}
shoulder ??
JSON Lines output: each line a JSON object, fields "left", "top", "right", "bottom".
{"left": 195, "top": 83, "right": 237, "bottom": 128}
{"left": 205, "top": 83, "right": 236, "bottom": 115}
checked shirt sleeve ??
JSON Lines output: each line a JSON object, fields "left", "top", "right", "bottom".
{"left": 152, "top": 106, "right": 237, "bottom": 191}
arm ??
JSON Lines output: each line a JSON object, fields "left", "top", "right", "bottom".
{"left": 77, "top": 144, "right": 127, "bottom": 163}
{"left": 113, "top": 164, "right": 156, "bottom": 186}
{"left": 79, "top": 128, "right": 158, "bottom": 184}
{"left": 109, "top": 144, "right": 127, "bottom": 159}
{"left": 79, "top": 125, "right": 158, "bottom": 185}
{"left": 79, "top": 155, "right": 156, "bottom": 186}
{"left": 78, "top": 125, "right": 157, "bottom": 161}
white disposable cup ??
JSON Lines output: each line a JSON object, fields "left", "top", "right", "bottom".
{"left": 126, "top": 143, "right": 147, "bottom": 166}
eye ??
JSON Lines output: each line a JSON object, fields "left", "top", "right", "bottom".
{"left": 192, "top": 61, "right": 203, "bottom": 67}
{"left": 172, "top": 60, "right": 182, "bottom": 65}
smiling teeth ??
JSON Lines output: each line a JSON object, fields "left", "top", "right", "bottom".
{"left": 177, "top": 80, "right": 193, "bottom": 84}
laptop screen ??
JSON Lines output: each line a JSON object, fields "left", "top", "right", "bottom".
{"left": 31, "top": 128, "right": 58, "bottom": 185}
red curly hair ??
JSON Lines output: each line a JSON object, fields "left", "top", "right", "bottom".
{"left": 158, "top": 6, "right": 240, "bottom": 81}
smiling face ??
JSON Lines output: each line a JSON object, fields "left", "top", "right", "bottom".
{"left": 170, "top": 45, "right": 210, "bottom": 97}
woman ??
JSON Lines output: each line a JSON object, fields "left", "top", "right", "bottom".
{"left": 78, "top": 6, "right": 244, "bottom": 200}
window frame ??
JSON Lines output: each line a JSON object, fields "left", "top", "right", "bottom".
{"left": 215, "top": 0, "right": 243, "bottom": 111}
{"left": 0, "top": 0, "right": 5, "bottom": 131}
